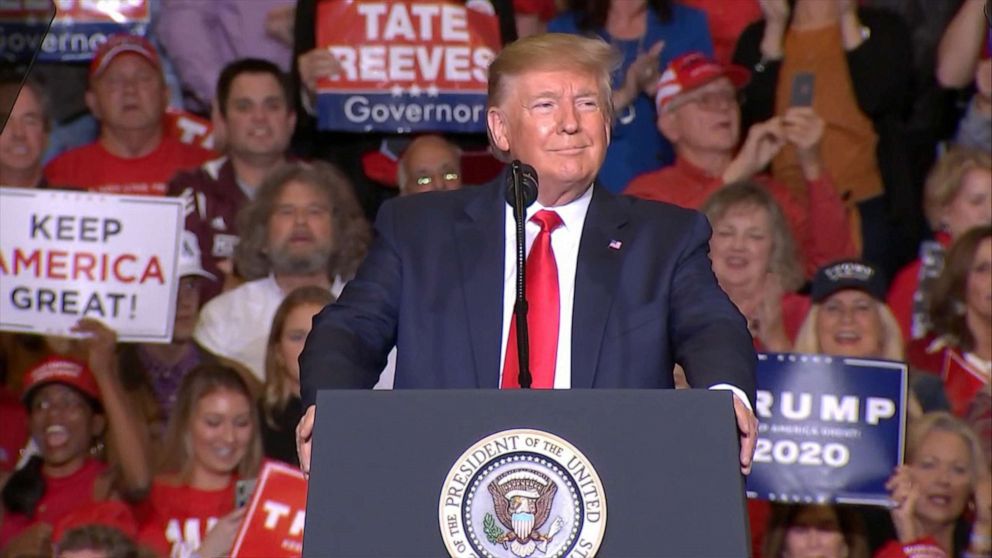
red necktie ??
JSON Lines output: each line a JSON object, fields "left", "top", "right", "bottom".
{"left": 502, "top": 210, "right": 563, "bottom": 389}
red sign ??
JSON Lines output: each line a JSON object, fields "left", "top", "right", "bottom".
{"left": 313, "top": 0, "right": 501, "bottom": 132}
{"left": 230, "top": 461, "right": 308, "bottom": 558}
{"left": 942, "top": 349, "right": 988, "bottom": 417}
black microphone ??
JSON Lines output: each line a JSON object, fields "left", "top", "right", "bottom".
{"left": 506, "top": 160, "right": 538, "bottom": 389}
{"left": 505, "top": 161, "right": 538, "bottom": 208}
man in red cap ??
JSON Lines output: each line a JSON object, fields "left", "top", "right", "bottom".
{"left": 44, "top": 34, "right": 214, "bottom": 196}
{"left": 624, "top": 51, "right": 855, "bottom": 276}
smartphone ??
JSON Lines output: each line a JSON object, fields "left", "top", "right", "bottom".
{"left": 235, "top": 478, "right": 257, "bottom": 509}
{"left": 789, "top": 72, "right": 815, "bottom": 107}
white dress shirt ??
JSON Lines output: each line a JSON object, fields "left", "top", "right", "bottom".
{"left": 498, "top": 185, "right": 592, "bottom": 389}
{"left": 496, "top": 185, "right": 751, "bottom": 410}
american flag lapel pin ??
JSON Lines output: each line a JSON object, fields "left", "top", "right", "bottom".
{"left": 608, "top": 239, "right": 622, "bottom": 250}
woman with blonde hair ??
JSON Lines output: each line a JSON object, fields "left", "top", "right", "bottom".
{"left": 881, "top": 411, "right": 991, "bottom": 557}
{"left": 259, "top": 286, "right": 334, "bottom": 466}
{"left": 701, "top": 180, "right": 808, "bottom": 352}
{"left": 794, "top": 260, "right": 904, "bottom": 361}
{"left": 888, "top": 146, "right": 992, "bottom": 341}
{"left": 136, "top": 364, "right": 262, "bottom": 558}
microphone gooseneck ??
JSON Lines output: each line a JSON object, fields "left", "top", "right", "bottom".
{"left": 507, "top": 161, "right": 538, "bottom": 389}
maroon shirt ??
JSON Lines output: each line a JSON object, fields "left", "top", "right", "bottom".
{"left": 167, "top": 157, "right": 248, "bottom": 302}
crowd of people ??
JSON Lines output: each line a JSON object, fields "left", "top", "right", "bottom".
{"left": 0, "top": 0, "right": 990, "bottom": 557}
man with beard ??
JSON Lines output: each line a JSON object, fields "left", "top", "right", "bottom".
{"left": 193, "top": 161, "right": 370, "bottom": 382}
{"left": 169, "top": 58, "right": 298, "bottom": 301}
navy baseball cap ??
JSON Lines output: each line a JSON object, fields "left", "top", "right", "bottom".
{"left": 811, "top": 260, "right": 887, "bottom": 303}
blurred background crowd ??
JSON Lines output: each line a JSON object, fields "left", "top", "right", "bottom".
{"left": 0, "top": 0, "right": 990, "bottom": 557}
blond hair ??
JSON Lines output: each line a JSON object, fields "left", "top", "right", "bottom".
{"left": 907, "top": 411, "right": 988, "bottom": 481}
{"left": 923, "top": 146, "right": 992, "bottom": 230}
{"left": 701, "top": 180, "right": 805, "bottom": 292}
{"left": 486, "top": 33, "right": 620, "bottom": 161}
{"left": 262, "top": 286, "right": 334, "bottom": 427}
{"left": 793, "top": 301, "right": 905, "bottom": 361}
{"left": 158, "top": 364, "right": 262, "bottom": 481}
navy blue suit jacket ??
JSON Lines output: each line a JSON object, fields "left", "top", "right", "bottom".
{"left": 300, "top": 176, "right": 756, "bottom": 407}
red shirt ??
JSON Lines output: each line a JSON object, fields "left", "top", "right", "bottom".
{"left": 137, "top": 477, "right": 237, "bottom": 557}
{"left": 167, "top": 157, "right": 249, "bottom": 302}
{"left": 624, "top": 156, "right": 856, "bottom": 277}
{"left": 44, "top": 136, "right": 214, "bottom": 196}
{"left": 681, "top": 0, "right": 762, "bottom": 64}
{"left": 0, "top": 458, "right": 109, "bottom": 547}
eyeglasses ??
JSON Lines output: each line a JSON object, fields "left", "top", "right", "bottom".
{"left": 667, "top": 89, "right": 741, "bottom": 113}
{"left": 415, "top": 171, "right": 460, "bottom": 187}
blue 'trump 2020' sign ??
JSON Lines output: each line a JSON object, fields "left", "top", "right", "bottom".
{"left": 746, "top": 353, "right": 907, "bottom": 507}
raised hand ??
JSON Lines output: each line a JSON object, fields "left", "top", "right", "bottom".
{"left": 759, "top": 0, "right": 790, "bottom": 27}
{"left": 723, "top": 116, "right": 785, "bottom": 184}
{"left": 298, "top": 48, "right": 344, "bottom": 96}
{"left": 70, "top": 318, "right": 118, "bottom": 378}
{"left": 617, "top": 41, "right": 665, "bottom": 110}
{"left": 886, "top": 465, "right": 921, "bottom": 543}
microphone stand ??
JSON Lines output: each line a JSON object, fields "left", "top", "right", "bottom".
{"left": 510, "top": 161, "right": 532, "bottom": 389}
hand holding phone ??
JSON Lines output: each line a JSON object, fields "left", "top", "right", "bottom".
{"left": 235, "top": 478, "right": 257, "bottom": 509}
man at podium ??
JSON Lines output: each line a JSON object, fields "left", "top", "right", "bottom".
{"left": 296, "top": 33, "right": 758, "bottom": 476}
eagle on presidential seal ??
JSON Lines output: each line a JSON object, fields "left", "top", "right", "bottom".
{"left": 486, "top": 469, "right": 564, "bottom": 557}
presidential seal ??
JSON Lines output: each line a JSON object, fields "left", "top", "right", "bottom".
{"left": 439, "top": 429, "right": 606, "bottom": 558}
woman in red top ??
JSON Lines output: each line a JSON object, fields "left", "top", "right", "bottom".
{"left": 888, "top": 147, "right": 991, "bottom": 341}
{"left": 907, "top": 226, "right": 992, "bottom": 419}
{"left": 882, "top": 412, "right": 991, "bottom": 557}
{"left": 0, "top": 320, "right": 150, "bottom": 549}
{"left": 137, "top": 364, "right": 261, "bottom": 558}
{"left": 701, "top": 180, "right": 811, "bottom": 352}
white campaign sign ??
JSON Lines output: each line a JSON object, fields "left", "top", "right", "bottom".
{"left": 0, "top": 188, "right": 183, "bottom": 342}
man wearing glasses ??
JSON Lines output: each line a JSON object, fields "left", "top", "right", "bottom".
{"left": 396, "top": 134, "right": 464, "bottom": 196}
{"left": 624, "top": 51, "right": 853, "bottom": 276}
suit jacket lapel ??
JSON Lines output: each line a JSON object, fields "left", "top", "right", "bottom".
{"left": 571, "top": 185, "right": 629, "bottom": 388}
{"left": 453, "top": 179, "right": 506, "bottom": 388}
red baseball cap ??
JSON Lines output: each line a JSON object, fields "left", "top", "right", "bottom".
{"left": 655, "top": 52, "right": 750, "bottom": 111}
{"left": 89, "top": 33, "right": 161, "bottom": 79}
{"left": 21, "top": 356, "right": 101, "bottom": 406}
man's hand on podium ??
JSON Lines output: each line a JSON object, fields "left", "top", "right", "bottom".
{"left": 297, "top": 404, "right": 316, "bottom": 477}
{"left": 733, "top": 396, "right": 759, "bottom": 475}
